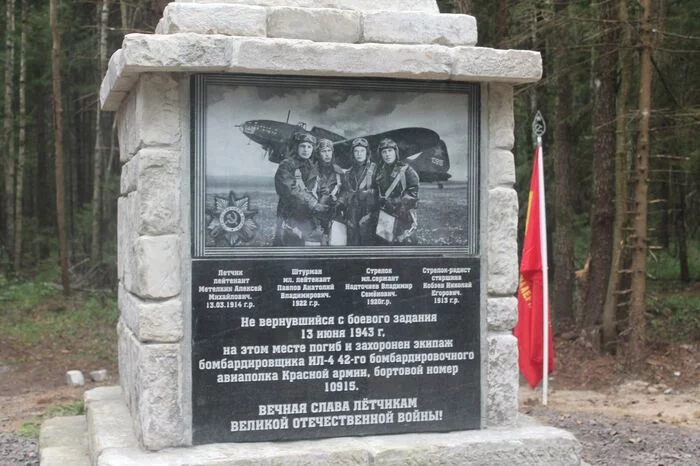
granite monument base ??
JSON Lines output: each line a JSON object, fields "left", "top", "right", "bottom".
{"left": 40, "top": 386, "right": 582, "bottom": 466}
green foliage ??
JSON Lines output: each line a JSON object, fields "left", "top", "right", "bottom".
{"left": 0, "top": 272, "right": 118, "bottom": 362}
{"left": 17, "top": 421, "right": 41, "bottom": 439}
{"left": 16, "top": 402, "right": 85, "bottom": 439}
{"left": 44, "top": 401, "right": 85, "bottom": 418}
{"left": 648, "top": 241, "right": 700, "bottom": 281}
{"left": 648, "top": 282, "right": 700, "bottom": 342}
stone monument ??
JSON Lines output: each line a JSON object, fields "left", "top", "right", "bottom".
{"left": 39, "top": 1, "right": 581, "bottom": 464}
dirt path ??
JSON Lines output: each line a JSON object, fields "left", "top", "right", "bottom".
{"left": 521, "top": 384, "right": 700, "bottom": 465}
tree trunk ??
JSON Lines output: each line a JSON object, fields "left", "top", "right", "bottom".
{"left": 627, "top": 0, "right": 654, "bottom": 364}
{"left": 495, "top": 0, "right": 507, "bottom": 48}
{"left": 453, "top": 0, "right": 472, "bottom": 14}
{"left": 603, "top": 0, "right": 634, "bottom": 352}
{"left": 676, "top": 175, "right": 689, "bottom": 282}
{"left": 584, "top": 0, "right": 619, "bottom": 328}
{"left": 13, "top": 0, "right": 27, "bottom": 272}
{"left": 552, "top": 0, "right": 576, "bottom": 327}
{"left": 3, "top": 0, "right": 16, "bottom": 268}
{"left": 91, "top": 0, "right": 110, "bottom": 266}
{"left": 51, "top": 0, "right": 70, "bottom": 295}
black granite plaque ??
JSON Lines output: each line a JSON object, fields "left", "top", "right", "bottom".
{"left": 192, "top": 257, "right": 480, "bottom": 443}
{"left": 191, "top": 74, "right": 482, "bottom": 444}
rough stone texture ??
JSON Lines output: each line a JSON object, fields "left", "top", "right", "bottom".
{"left": 134, "top": 148, "right": 181, "bottom": 236}
{"left": 102, "top": 35, "right": 542, "bottom": 111}
{"left": 173, "top": 0, "right": 440, "bottom": 13}
{"left": 363, "top": 12, "right": 476, "bottom": 46}
{"left": 233, "top": 38, "right": 452, "bottom": 79}
{"left": 90, "top": 369, "right": 108, "bottom": 382}
{"left": 101, "top": 50, "right": 138, "bottom": 112}
{"left": 129, "top": 235, "right": 181, "bottom": 299}
{"left": 452, "top": 48, "right": 541, "bottom": 83}
{"left": 119, "top": 283, "right": 184, "bottom": 343}
{"left": 40, "top": 416, "right": 90, "bottom": 466}
{"left": 117, "top": 320, "right": 139, "bottom": 425}
{"left": 488, "top": 83, "right": 514, "bottom": 151}
{"left": 135, "top": 343, "right": 185, "bottom": 450}
{"left": 116, "top": 73, "right": 181, "bottom": 161}
{"left": 160, "top": 3, "right": 267, "bottom": 36}
{"left": 85, "top": 386, "right": 139, "bottom": 461}
{"left": 268, "top": 7, "right": 361, "bottom": 43}
{"left": 489, "top": 149, "right": 515, "bottom": 188}
{"left": 487, "top": 334, "right": 519, "bottom": 427}
{"left": 121, "top": 34, "right": 235, "bottom": 72}
{"left": 119, "top": 153, "right": 138, "bottom": 195}
{"left": 115, "top": 325, "right": 185, "bottom": 451}
{"left": 118, "top": 194, "right": 139, "bottom": 291}
{"left": 66, "top": 370, "right": 85, "bottom": 387}
{"left": 487, "top": 188, "right": 519, "bottom": 295}
{"left": 487, "top": 296, "right": 518, "bottom": 331}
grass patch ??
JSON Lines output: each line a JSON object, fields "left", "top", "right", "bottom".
{"left": 648, "top": 280, "right": 700, "bottom": 342}
{"left": 16, "top": 402, "right": 86, "bottom": 440}
{"left": 647, "top": 241, "right": 699, "bottom": 281}
{"left": 44, "top": 401, "right": 85, "bottom": 418}
{"left": 0, "top": 275, "right": 118, "bottom": 364}
{"left": 17, "top": 420, "right": 41, "bottom": 439}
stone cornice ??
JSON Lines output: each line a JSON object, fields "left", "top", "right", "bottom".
{"left": 101, "top": 34, "right": 542, "bottom": 111}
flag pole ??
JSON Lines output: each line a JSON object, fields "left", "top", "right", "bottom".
{"left": 533, "top": 112, "right": 549, "bottom": 406}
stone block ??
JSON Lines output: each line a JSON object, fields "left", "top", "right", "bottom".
{"left": 40, "top": 447, "right": 89, "bottom": 466}
{"left": 100, "top": 50, "right": 138, "bottom": 111}
{"left": 66, "top": 370, "right": 85, "bottom": 387}
{"left": 119, "top": 283, "right": 184, "bottom": 343}
{"left": 121, "top": 33, "right": 234, "bottom": 72}
{"left": 161, "top": 3, "right": 267, "bottom": 36}
{"left": 119, "top": 152, "right": 138, "bottom": 195}
{"left": 90, "top": 369, "right": 108, "bottom": 382}
{"left": 116, "top": 72, "right": 181, "bottom": 161}
{"left": 487, "top": 188, "right": 518, "bottom": 295}
{"left": 117, "top": 197, "right": 126, "bottom": 283}
{"left": 84, "top": 386, "right": 139, "bottom": 460}
{"left": 363, "top": 12, "right": 477, "bottom": 46}
{"left": 134, "top": 148, "right": 181, "bottom": 236}
{"left": 268, "top": 7, "right": 360, "bottom": 43}
{"left": 117, "top": 320, "right": 139, "bottom": 419}
{"left": 131, "top": 235, "right": 181, "bottom": 299}
{"left": 233, "top": 38, "right": 453, "bottom": 79}
{"left": 40, "top": 415, "right": 88, "bottom": 450}
{"left": 487, "top": 296, "right": 518, "bottom": 331}
{"left": 488, "top": 83, "right": 514, "bottom": 151}
{"left": 486, "top": 333, "right": 519, "bottom": 426}
{"left": 173, "top": 0, "right": 440, "bottom": 13}
{"left": 452, "top": 47, "right": 542, "bottom": 84}
{"left": 489, "top": 149, "right": 515, "bottom": 188}
{"left": 136, "top": 344, "right": 185, "bottom": 450}
{"left": 116, "top": 89, "right": 137, "bottom": 162}
{"left": 118, "top": 194, "right": 138, "bottom": 290}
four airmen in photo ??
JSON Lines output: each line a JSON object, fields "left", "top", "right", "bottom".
{"left": 274, "top": 132, "right": 419, "bottom": 247}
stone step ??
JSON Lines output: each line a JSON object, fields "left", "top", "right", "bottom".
{"left": 39, "top": 416, "right": 90, "bottom": 466}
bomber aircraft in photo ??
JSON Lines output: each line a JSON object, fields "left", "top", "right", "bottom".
{"left": 237, "top": 119, "right": 452, "bottom": 183}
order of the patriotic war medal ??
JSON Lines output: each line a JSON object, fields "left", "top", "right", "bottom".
{"left": 206, "top": 192, "right": 258, "bottom": 246}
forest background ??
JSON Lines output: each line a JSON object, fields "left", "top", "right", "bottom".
{"left": 0, "top": 0, "right": 698, "bottom": 382}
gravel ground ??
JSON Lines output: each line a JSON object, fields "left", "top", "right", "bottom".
{"left": 529, "top": 407, "right": 700, "bottom": 465}
{"left": 0, "top": 432, "right": 39, "bottom": 466}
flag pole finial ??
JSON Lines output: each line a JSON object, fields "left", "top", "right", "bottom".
{"left": 533, "top": 111, "right": 546, "bottom": 146}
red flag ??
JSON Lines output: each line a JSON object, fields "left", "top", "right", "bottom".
{"left": 514, "top": 144, "right": 554, "bottom": 388}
